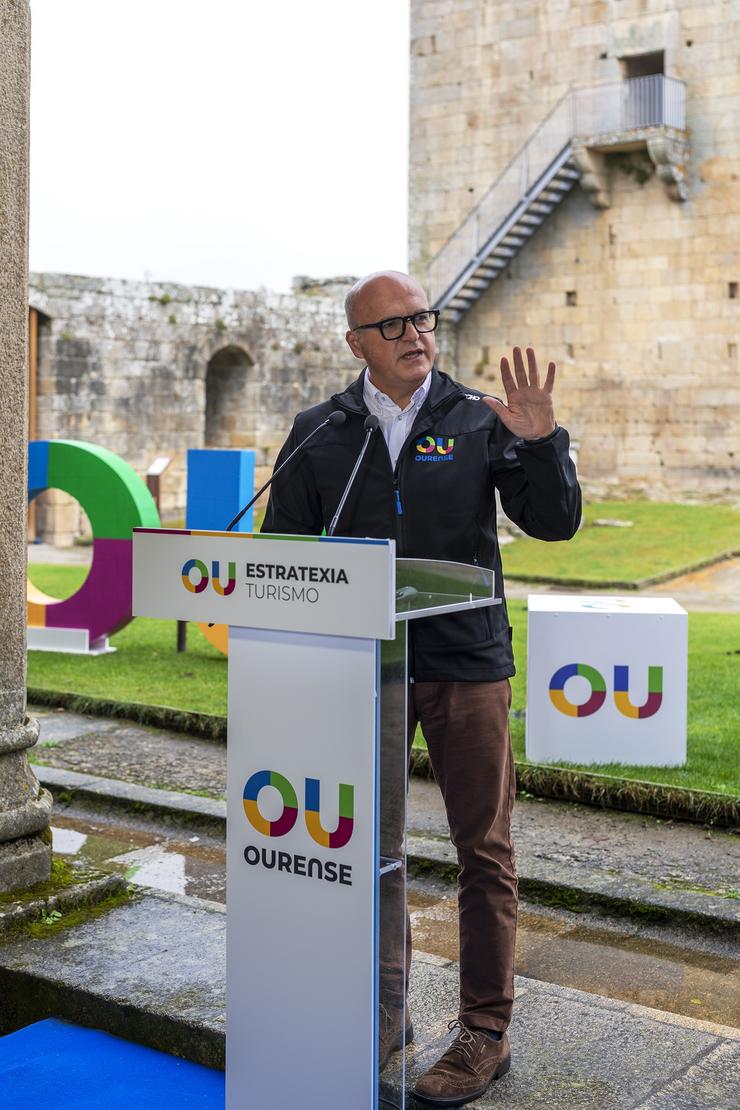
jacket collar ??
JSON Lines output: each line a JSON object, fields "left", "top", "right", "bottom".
{"left": 332, "top": 367, "right": 464, "bottom": 417}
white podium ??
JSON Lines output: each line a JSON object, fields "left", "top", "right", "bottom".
{"left": 526, "top": 595, "right": 688, "bottom": 767}
{"left": 132, "top": 527, "right": 499, "bottom": 1109}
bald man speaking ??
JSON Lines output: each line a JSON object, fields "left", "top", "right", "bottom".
{"left": 263, "top": 271, "right": 581, "bottom": 1106}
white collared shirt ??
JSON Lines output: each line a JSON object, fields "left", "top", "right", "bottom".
{"left": 362, "top": 368, "right": 432, "bottom": 470}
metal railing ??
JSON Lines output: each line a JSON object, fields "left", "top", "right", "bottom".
{"left": 572, "top": 74, "right": 686, "bottom": 135}
{"left": 427, "top": 75, "right": 686, "bottom": 306}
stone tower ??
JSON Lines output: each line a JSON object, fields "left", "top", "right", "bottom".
{"left": 409, "top": 0, "right": 739, "bottom": 497}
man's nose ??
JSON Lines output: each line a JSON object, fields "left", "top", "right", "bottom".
{"left": 400, "top": 318, "right": 421, "bottom": 340}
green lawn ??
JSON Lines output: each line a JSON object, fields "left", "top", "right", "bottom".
{"left": 28, "top": 563, "right": 227, "bottom": 715}
{"left": 501, "top": 501, "right": 740, "bottom": 585}
{"left": 27, "top": 563, "right": 740, "bottom": 795}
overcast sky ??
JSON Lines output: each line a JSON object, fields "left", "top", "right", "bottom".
{"left": 29, "top": 0, "right": 410, "bottom": 292}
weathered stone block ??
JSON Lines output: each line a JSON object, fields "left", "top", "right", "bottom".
{"left": 0, "top": 834, "right": 51, "bottom": 893}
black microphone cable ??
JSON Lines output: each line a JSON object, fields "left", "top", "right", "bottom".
{"left": 327, "top": 414, "right": 380, "bottom": 537}
{"left": 225, "top": 409, "right": 346, "bottom": 533}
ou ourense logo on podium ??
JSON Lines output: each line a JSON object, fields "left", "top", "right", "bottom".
{"left": 240, "top": 768, "right": 358, "bottom": 888}
{"left": 526, "top": 595, "right": 687, "bottom": 767}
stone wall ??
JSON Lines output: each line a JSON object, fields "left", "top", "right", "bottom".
{"left": 409, "top": 0, "right": 739, "bottom": 498}
{"left": 28, "top": 274, "right": 357, "bottom": 542}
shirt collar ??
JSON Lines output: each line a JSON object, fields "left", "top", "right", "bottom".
{"left": 363, "top": 367, "right": 432, "bottom": 415}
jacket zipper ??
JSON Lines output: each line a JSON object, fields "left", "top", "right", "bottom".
{"left": 394, "top": 482, "right": 403, "bottom": 518}
{"left": 392, "top": 459, "right": 407, "bottom": 556}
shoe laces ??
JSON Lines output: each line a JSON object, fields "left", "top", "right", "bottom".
{"left": 444, "top": 1019, "right": 479, "bottom": 1067}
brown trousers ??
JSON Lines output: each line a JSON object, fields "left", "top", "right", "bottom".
{"left": 410, "top": 679, "right": 518, "bottom": 1033}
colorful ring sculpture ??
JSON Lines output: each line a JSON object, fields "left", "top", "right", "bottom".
{"left": 28, "top": 440, "right": 160, "bottom": 647}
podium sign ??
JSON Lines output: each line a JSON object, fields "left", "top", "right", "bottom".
{"left": 133, "top": 528, "right": 395, "bottom": 640}
{"left": 227, "top": 627, "right": 380, "bottom": 1106}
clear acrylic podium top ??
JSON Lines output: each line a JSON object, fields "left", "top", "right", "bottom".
{"left": 395, "top": 557, "right": 499, "bottom": 621}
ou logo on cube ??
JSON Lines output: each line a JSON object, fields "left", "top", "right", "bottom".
{"left": 549, "top": 663, "right": 664, "bottom": 719}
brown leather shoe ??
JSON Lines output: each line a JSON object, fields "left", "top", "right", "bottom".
{"left": 378, "top": 1004, "right": 414, "bottom": 1072}
{"left": 412, "top": 1020, "right": 510, "bottom": 1106}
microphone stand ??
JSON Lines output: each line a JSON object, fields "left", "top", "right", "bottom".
{"left": 327, "top": 415, "right": 379, "bottom": 537}
{"left": 205, "top": 410, "right": 346, "bottom": 627}
{"left": 225, "top": 410, "right": 346, "bottom": 532}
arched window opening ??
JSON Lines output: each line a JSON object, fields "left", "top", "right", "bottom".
{"left": 204, "top": 345, "right": 254, "bottom": 448}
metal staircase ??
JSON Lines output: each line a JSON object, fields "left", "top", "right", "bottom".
{"left": 426, "top": 76, "right": 687, "bottom": 322}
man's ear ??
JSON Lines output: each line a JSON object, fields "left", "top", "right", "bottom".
{"left": 346, "top": 329, "right": 364, "bottom": 360}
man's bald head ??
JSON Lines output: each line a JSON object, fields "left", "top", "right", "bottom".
{"left": 344, "top": 271, "right": 427, "bottom": 329}
{"left": 344, "top": 270, "right": 436, "bottom": 408}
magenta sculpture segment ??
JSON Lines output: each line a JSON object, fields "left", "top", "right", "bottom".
{"left": 28, "top": 439, "right": 159, "bottom": 647}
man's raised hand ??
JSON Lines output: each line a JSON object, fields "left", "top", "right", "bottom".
{"left": 483, "top": 346, "right": 557, "bottom": 441}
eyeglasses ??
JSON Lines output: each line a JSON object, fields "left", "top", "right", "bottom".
{"left": 352, "top": 309, "right": 440, "bottom": 341}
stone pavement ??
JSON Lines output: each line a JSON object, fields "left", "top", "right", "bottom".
{"left": 504, "top": 554, "right": 740, "bottom": 612}
{"left": 1, "top": 887, "right": 738, "bottom": 1108}
{"left": 31, "top": 706, "right": 740, "bottom": 935}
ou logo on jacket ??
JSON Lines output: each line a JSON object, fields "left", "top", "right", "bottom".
{"left": 416, "top": 435, "right": 455, "bottom": 456}
{"left": 181, "top": 558, "right": 236, "bottom": 596}
{"left": 549, "top": 663, "right": 664, "bottom": 719}
{"left": 243, "top": 769, "right": 355, "bottom": 849}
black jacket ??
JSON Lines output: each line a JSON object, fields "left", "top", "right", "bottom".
{"left": 262, "top": 368, "right": 581, "bottom": 682}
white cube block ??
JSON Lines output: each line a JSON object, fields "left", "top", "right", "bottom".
{"left": 526, "top": 595, "right": 688, "bottom": 767}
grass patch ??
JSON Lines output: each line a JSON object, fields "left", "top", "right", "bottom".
{"left": 27, "top": 567, "right": 739, "bottom": 796}
{"left": 501, "top": 501, "right": 740, "bottom": 585}
{"left": 24, "top": 886, "right": 133, "bottom": 940}
{"left": 28, "top": 564, "right": 227, "bottom": 716}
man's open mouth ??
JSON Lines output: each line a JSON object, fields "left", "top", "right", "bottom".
{"left": 401, "top": 348, "right": 424, "bottom": 360}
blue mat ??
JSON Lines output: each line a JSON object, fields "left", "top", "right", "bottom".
{"left": 0, "top": 1019, "right": 225, "bottom": 1109}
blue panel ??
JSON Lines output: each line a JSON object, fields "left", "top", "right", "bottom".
{"left": 244, "top": 767, "right": 271, "bottom": 800}
{"left": 186, "top": 449, "right": 255, "bottom": 533}
{"left": 550, "top": 662, "right": 579, "bottom": 689}
{"left": 305, "top": 777, "right": 321, "bottom": 812}
{"left": 613, "top": 664, "right": 629, "bottom": 693}
{"left": 28, "top": 440, "right": 50, "bottom": 500}
{"left": 0, "top": 1019, "right": 224, "bottom": 1109}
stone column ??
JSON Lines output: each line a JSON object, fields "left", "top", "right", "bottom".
{"left": 0, "top": 0, "right": 53, "bottom": 892}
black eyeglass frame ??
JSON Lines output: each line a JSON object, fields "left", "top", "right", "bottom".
{"left": 352, "top": 309, "right": 440, "bottom": 341}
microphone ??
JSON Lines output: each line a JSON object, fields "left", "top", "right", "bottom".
{"left": 327, "top": 414, "right": 380, "bottom": 537}
{"left": 225, "top": 410, "right": 346, "bottom": 532}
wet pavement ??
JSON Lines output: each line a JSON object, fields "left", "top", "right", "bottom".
{"left": 51, "top": 812, "right": 226, "bottom": 903}
{"left": 408, "top": 880, "right": 740, "bottom": 1030}
{"left": 49, "top": 806, "right": 740, "bottom": 1031}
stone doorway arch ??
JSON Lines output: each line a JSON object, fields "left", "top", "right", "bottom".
{"left": 204, "top": 345, "right": 256, "bottom": 448}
